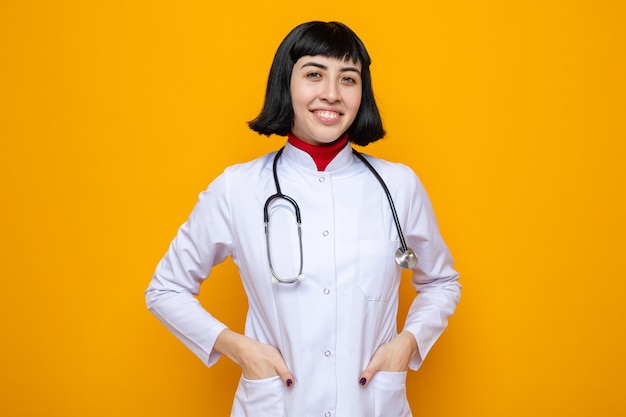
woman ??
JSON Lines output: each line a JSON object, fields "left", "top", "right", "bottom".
{"left": 146, "top": 21, "right": 461, "bottom": 417}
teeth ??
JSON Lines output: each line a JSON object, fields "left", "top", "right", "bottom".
{"left": 315, "top": 111, "right": 339, "bottom": 119}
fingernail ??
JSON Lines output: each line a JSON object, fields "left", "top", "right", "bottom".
{"left": 359, "top": 377, "right": 367, "bottom": 385}
{"left": 286, "top": 379, "right": 293, "bottom": 387}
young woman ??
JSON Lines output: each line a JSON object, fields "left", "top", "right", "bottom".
{"left": 146, "top": 21, "right": 461, "bottom": 417}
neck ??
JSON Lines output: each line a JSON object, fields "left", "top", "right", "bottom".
{"left": 287, "top": 133, "right": 349, "bottom": 171}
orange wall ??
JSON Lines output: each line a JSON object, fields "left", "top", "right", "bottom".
{"left": 1, "top": 1, "right": 625, "bottom": 416}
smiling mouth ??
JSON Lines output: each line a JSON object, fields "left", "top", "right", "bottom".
{"left": 312, "top": 110, "right": 341, "bottom": 122}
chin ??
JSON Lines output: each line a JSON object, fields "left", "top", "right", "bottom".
{"left": 316, "top": 131, "right": 347, "bottom": 144}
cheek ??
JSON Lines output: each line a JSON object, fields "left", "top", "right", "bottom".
{"left": 291, "top": 87, "right": 314, "bottom": 110}
{"left": 290, "top": 93, "right": 305, "bottom": 117}
{"left": 289, "top": 80, "right": 304, "bottom": 106}
{"left": 349, "top": 92, "right": 363, "bottom": 114}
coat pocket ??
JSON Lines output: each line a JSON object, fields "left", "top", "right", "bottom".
{"left": 357, "top": 240, "right": 400, "bottom": 301}
{"left": 370, "top": 371, "right": 411, "bottom": 417}
{"left": 231, "top": 375, "right": 286, "bottom": 417}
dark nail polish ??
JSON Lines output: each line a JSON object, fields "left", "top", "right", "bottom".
{"left": 286, "top": 379, "right": 293, "bottom": 387}
{"left": 359, "top": 377, "right": 367, "bottom": 385}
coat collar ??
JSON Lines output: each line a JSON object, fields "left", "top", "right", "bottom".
{"left": 281, "top": 140, "right": 355, "bottom": 174}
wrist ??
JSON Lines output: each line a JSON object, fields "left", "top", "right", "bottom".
{"left": 214, "top": 329, "right": 247, "bottom": 365}
{"left": 399, "top": 330, "right": 418, "bottom": 357}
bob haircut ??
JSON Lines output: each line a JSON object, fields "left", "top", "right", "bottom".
{"left": 248, "top": 21, "right": 385, "bottom": 146}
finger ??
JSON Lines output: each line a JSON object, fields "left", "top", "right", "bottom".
{"left": 358, "top": 364, "right": 378, "bottom": 387}
{"left": 359, "top": 343, "right": 388, "bottom": 387}
{"left": 274, "top": 363, "right": 295, "bottom": 388}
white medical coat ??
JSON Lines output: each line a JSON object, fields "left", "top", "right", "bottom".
{"left": 146, "top": 142, "right": 461, "bottom": 417}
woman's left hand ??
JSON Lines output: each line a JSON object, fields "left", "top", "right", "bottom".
{"left": 358, "top": 331, "right": 418, "bottom": 387}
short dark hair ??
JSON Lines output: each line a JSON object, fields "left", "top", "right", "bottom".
{"left": 248, "top": 21, "right": 385, "bottom": 146}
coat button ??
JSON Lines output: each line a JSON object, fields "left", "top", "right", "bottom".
{"left": 319, "top": 177, "right": 326, "bottom": 182}
{"left": 322, "top": 230, "right": 329, "bottom": 236}
{"left": 325, "top": 350, "right": 331, "bottom": 357}
{"left": 323, "top": 288, "right": 330, "bottom": 295}
{"left": 325, "top": 412, "right": 331, "bottom": 417}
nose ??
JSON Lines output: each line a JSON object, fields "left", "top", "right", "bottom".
{"left": 320, "top": 80, "right": 340, "bottom": 103}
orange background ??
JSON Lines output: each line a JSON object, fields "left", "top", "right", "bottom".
{"left": 1, "top": 1, "right": 625, "bottom": 416}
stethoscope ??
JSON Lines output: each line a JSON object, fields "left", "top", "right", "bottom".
{"left": 264, "top": 147, "right": 418, "bottom": 284}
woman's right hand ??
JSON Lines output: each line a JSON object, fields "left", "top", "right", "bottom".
{"left": 214, "top": 329, "right": 294, "bottom": 387}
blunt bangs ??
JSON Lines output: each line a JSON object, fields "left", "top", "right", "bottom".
{"left": 248, "top": 21, "right": 385, "bottom": 146}
{"left": 290, "top": 22, "right": 369, "bottom": 67}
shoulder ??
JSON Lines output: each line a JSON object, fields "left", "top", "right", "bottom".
{"left": 356, "top": 152, "right": 421, "bottom": 183}
{"left": 355, "top": 152, "right": 429, "bottom": 204}
{"left": 205, "top": 151, "right": 276, "bottom": 195}
{"left": 194, "top": 152, "right": 276, "bottom": 214}
{"left": 197, "top": 152, "right": 276, "bottom": 191}
{"left": 223, "top": 152, "right": 275, "bottom": 178}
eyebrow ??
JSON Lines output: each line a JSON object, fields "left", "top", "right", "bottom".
{"left": 300, "top": 61, "right": 362, "bottom": 75}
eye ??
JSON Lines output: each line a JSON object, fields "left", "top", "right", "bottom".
{"left": 306, "top": 72, "right": 322, "bottom": 79}
{"left": 342, "top": 76, "right": 358, "bottom": 85}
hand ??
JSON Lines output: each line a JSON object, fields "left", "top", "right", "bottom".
{"left": 358, "top": 331, "right": 417, "bottom": 387}
{"left": 214, "top": 329, "right": 294, "bottom": 387}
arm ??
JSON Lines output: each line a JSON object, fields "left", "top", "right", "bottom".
{"left": 401, "top": 171, "right": 461, "bottom": 370}
{"left": 360, "top": 167, "right": 460, "bottom": 385}
{"left": 145, "top": 173, "right": 295, "bottom": 386}
{"left": 145, "top": 174, "right": 233, "bottom": 366}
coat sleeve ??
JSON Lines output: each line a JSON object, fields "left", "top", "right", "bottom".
{"left": 401, "top": 167, "right": 461, "bottom": 370}
{"left": 145, "top": 172, "right": 233, "bottom": 367}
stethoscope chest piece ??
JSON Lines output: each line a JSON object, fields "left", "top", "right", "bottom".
{"left": 395, "top": 247, "right": 418, "bottom": 269}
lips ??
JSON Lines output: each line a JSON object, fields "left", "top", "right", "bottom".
{"left": 312, "top": 110, "right": 342, "bottom": 123}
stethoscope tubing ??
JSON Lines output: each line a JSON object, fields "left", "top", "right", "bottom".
{"left": 264, "top": 147, "right": 304, "bottom": 283}
{"left": 351, "top": 149, "right": 410, "bottom": 254}
{"left": 264, "top": 145, "right": 416, "bottom": 283}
